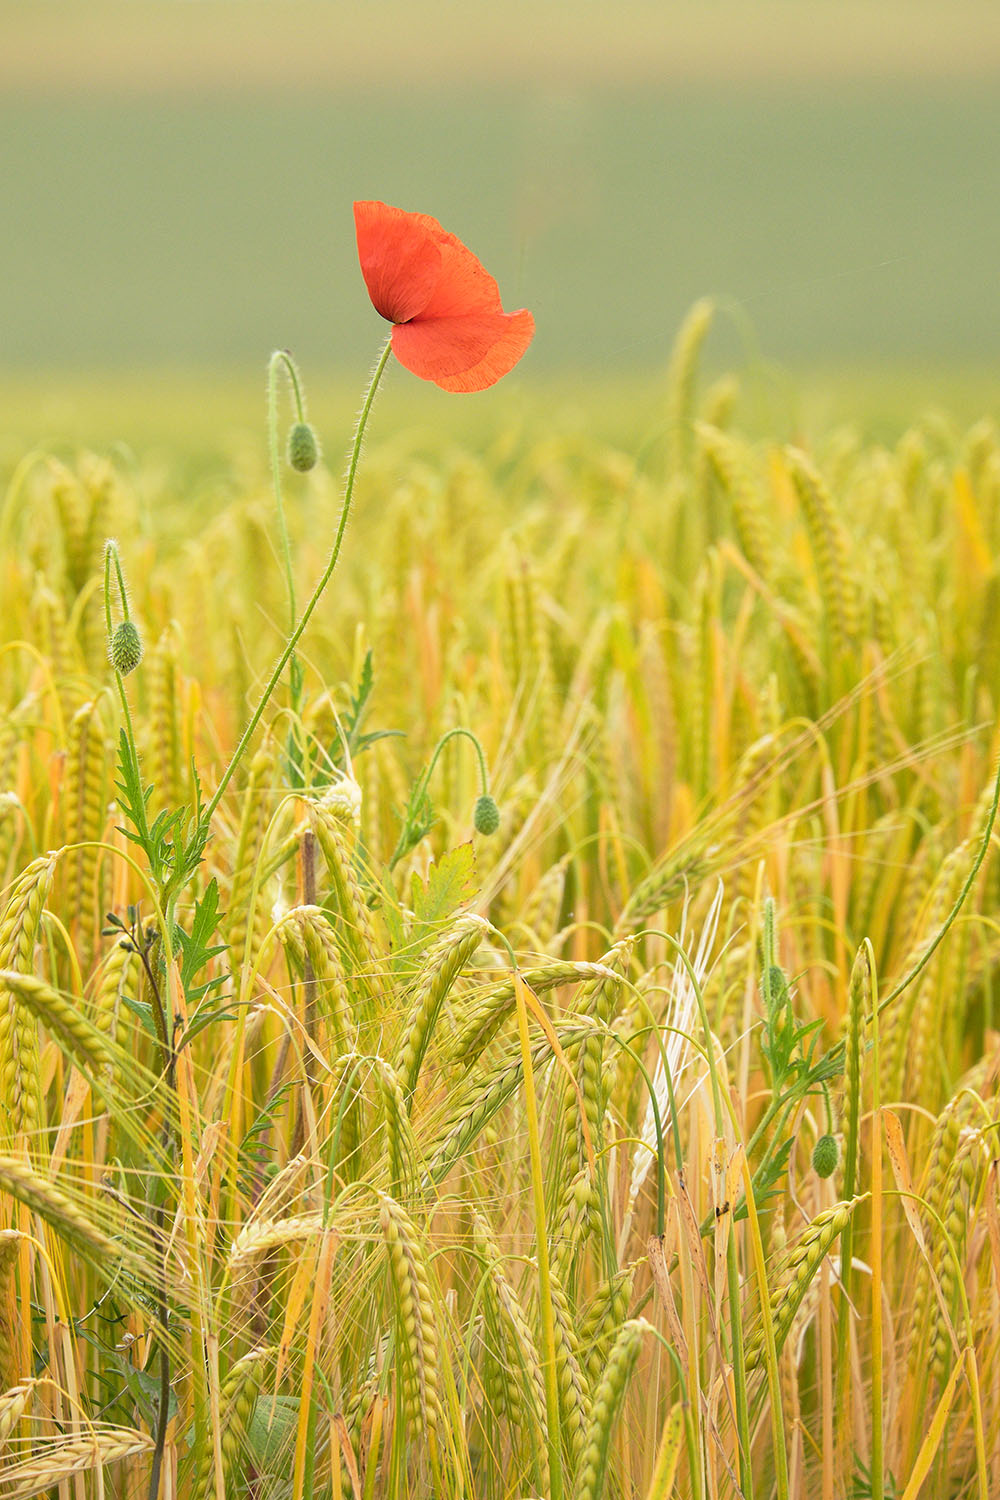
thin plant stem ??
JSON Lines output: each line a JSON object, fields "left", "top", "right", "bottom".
{"left": 389, "top": 725, "right": 492, "bottom": 868}
{"left": 726, "top": 1234, "right": 754, "bottom": 1500}
{"left": 267, "top": 349, "right": 307, "bottom": 705}
{"left": 870, "top": 951, "right": 884, "bottom": 1500}
{"left": 740, "top": 1146, "right": 789, "bottom": 1500}
{"left": 420, "top": 725, "right": 491, "bottom": 798}
{"left": 205, "top": 336, "right": 393, "bottom": 825}
{"left": 512, "top": 970, "right": 564, "bottom": 1500}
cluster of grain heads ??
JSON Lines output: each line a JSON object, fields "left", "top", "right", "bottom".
{"left": 926, "top": 1124, "right": 991, "bottom": 1384}
{"left": 499, "top": 550, "right": 559, "bottom": 769}
{"left": 29, "top": 575, "right": 78, "bottom": 699}
{"left": 511, "top": 852, "right": 572, "bottom": 949}
{"left": 665, "top": 298, "right": 714, "bottom": 482}
{"left": 310, "top": 800, "right": 382, "bottom": 984}
{"left": 547, "top": 1268, "right": 591, "bottom": 1471}
{"left": 423, "top": 1033, "right": 557, "bottom": 1189}
{"left": 697, "top": 422, "right": 771, "bottom": 582}
{"left": 0, "top": 971, "right": 112, "bottom": 1085}
{"left": 1, "top": 340, "right": 1000, "bottom": 1499}
{"left": 580, "top": 1265, "right": 637, "bottom": 1390}
{"left": 91, "top": 934, "right": 135, "bottom": 1063}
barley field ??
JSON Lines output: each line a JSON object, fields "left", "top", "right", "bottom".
{"left": 1, "top": 295, "right": 999, "bottom": 1500}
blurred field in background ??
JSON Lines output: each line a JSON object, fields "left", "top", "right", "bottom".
{"left": 3, "top": 0, "right": 1000, "bottom": 421}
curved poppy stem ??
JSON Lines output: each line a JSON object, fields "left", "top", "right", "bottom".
{"left": 205, "top": 336, "right": 393, "bottom": 824}
{"left": 388, "top": 725, "right": 492, "bottom": 869}
{"left": 267, "top": 349, "right": 306, "bottom": 639}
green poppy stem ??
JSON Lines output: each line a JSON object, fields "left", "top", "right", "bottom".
{"left": 205, "top": 336, "right": 393, "bottom": 825}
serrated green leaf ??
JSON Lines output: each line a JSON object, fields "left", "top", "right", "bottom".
{"left": 345, "top": 648, "right": 375, "bottom": 744}
{"left": 732, "top": 1136, "right": 795, "bottom": 1223}
{"left": 411, "top": 843, "right": 478, "bottom": 928}
{"left": 176, "top": 877, "right": 225, "bottom": 991}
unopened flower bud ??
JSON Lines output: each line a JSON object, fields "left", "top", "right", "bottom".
{"left": 761, "top": 965, "right": 789, "bottom": 1008}
{"left": 812, "top": 1134, "right": 839, "bottom": 1179}
{"left": 473, "top": 794, "right": 500, "bottom": 836}
{"left": 110, "top": 620, "right": 143, "bottom": 675}
{"left": 288, "top": 421, "right": 319, "bottom": 472}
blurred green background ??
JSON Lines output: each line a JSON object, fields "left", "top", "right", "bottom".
{"left": 3, "top": 0, "right": 1000, "bottom": 444}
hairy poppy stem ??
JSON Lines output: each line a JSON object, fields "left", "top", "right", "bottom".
{"left": 266, "top": 349, "right": 305, "bottom": 639}
{"left": 205, "top": 336, "right": 393, "bottom": 824}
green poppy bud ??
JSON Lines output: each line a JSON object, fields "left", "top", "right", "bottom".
{"left": 288, "top": 421, "right": 319, "bottom": 472}
{"left": 812, "top": 1134, "right": 839, "bottom": 1179}
{"left": 110, "top": 620, "right": 143, "bottom": 675}
{"left": 473, "top": 793, "right": 500, "bottom": 836}
{"left": 760, "top": 964, "right": 789, "bottom": 1008}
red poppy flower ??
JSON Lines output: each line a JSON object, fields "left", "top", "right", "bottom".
{"left": 354, "top": 200, "right": 534, "bottom": 393}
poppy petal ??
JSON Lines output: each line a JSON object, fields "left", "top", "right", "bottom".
{"left": 392, "top": 308, "right": 535, "bottom": 391}
{"left": 354, "top": 200, "right": 443, "bottom": 324}
{"left": 432, "top": 310, "right": 535, "bottom": 392}
{"left": 416, "top": 228, "right": 505, "bottom": 320}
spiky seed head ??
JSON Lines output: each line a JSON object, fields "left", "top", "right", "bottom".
{"left": 287, "top": 421, "right": 319, "bottom": 472}
{"left": 812, "top": 1134, "right": 840, "bottom": 1178}
{"left": 110, "top": 620, "right": 143, "bottom": 675}
{"left": 473, "top": 794, "right": 500, "bottom": 836}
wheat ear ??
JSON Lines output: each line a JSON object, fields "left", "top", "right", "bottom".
{"left": 576, "top": 1319, "right": 645, "bottom": 1500}
{"left": 379, "top": 1194, "right": 440, "bottom": 1441}
{"left": 0, "top": 1428, "right": 153, "bottom": 1500}
{"left": 0, "top": 856, "right": 55, "bottom": 1142}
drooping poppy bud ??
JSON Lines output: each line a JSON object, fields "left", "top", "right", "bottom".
{"left": 288, "top": 421, "right": 320, "bottom": 472}
{"left": 473, "top": 794, "right": 501, "bottom": 836}
{"left": 110, "top": 620, "right": 143, "bottom": 675}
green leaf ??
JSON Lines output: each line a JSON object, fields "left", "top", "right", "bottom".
{"left": 114, "top": 730, "right": 153, "bottom": 849}
{"left": 178, "top": 997, "right": 241, "bottom": 1049}
{"left": 248, "top": 1394, "right": 300, "bottom": 1469}
{"left": 732, "top": 1136, "right": 794, "bottom": 1223}
{"left": 353, "top": 727, "right": 404, "bottom": 753}
{"left": 344, "top": 648, "right": 375, "bottom": 750}
{"left": 119, "top": 992, "right": 157, "bottom": 1039}
{"left": 175, "top": 877, "right": 225, "bottom": 991}
{"left": 410, "top": 842, "right": 478, "bottom": 928}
